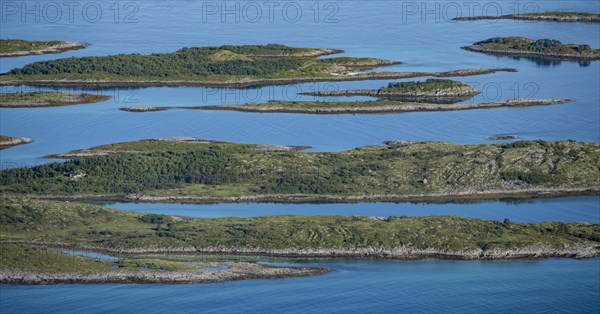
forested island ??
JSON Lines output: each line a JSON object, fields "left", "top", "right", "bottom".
{"left": 463, "top": 37, "right": 600, "bottom": 60}
{"left": 453, "top": 12, "right": 600, "bottom": 23}
{"left": 0, "top": 44, "right": 515, "bottom": 87}
{"left": 0, "top": 39, "right": 88, "bottom": 57}
{"left": 1, "top": 138, "right": 598, "bottom": 202}
{"left": 0, "top": 136, "right": 33, "bottom": 149}
{"left": 0, "top": 91, "right": 110, "bottom": 108}
{"left": 193, "top": 98, "right": 570, "bottom": 114}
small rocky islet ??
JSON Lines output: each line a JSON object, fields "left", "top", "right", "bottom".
{"left": 0, "top": 39, "right": 88, "bottom": 57}
{"left": 0, "top": 91, "right": 110, "bottom": 108}
{"left": 453, "top": 11, "right": 600, "bottom": 23}
{"left": 463, "top": 37, "right": 600, "bottom": 60}
{"left": 0, "top": 135, "right": 33, "bottom": 149}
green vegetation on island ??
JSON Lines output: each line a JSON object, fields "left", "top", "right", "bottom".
{"left": 194, "top": 98, "right": 571, "bottom": 114}
{"left": 0, "top": 44, "right": 404, "bottom": 86}
{"left": 0, "top": 45, "right": 517, "bottom": 87}
{"left": 453, "top": 11, "right": 600, "bottom": 23}
{"left": 1, "top": 138, "right": 598, "bottom": 202}
{"left": 300, "top": 79, "right": 480, "bottom": 103}
{"left": 0, "top": 39, "right": 88, "bottom": 57}
{"left": 0, "top": 135, "right": 33, "bottom": 149}
{"left": 463, "top": 37, "right": 600, "bottom": 60}
{"left": 1, "top": 198, "right": 598, "bottom": 260}
{"left": 0, "top": 91, "right": 110, "bottom": 108}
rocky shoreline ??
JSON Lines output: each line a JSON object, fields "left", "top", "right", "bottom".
{"left": 0, "top": 68, "right": 516, "bottom": 88}
{"left": 12, "top": 186, "right": 599, "bottom": 204}
{"left": 195, "top": 98, "right": 571, "bottom": 114}
{"left": 453, "top": 13, "right": 600, "bottom": 23}
{"left": 299, "top": 86, "right": 480, "bottom": 103}
{"left": 0, "top": 263, "right": 330, "bottom": 285}
{"left": 462, "top": 45, "right": 600, "bottom": 61}
{"left": 0, "top": 92, "right": 110, "bottom": 108}
{"left": 0, "top": 136, "right": 33, "bottom": 149}
{"left": 120, "top": 106, "right": 169, "bottom": 112}
{"left": 0, "top": 41, "right": 88, "bottom": 57}
{"left": 2, "top": 241, "right": 598, "bottom": 260}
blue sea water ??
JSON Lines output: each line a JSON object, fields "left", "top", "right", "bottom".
{"left": 1, "top": 258, "right": 599, "bottom": 313}
{"left": 93, "top": 196, "right": 600, "bottom": 223}
{"left": 1, "top": 1, "right": 600, "bottom": 312}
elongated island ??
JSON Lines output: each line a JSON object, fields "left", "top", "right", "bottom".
{"left": 192, "top": 98, "right": 571, "bottom": 114}
{"left": 0, "top": 198, "right": 598, "bottom": 285}
{"left": 0, "top": 135, "right": 33, "bottom": 149}
{"left": 0, "top": 44, "right": 515, "bottom": 87}
{"left": 0, "top": 39, "right": 88, "bottom": 57}
{"left": 0, "top": 91, "right": 110, "bottom": 108}
{"left": 2, "top": 137, "right": 598, "bottom": 203}
{"left": 463, "top": 37, "right": 600, "bottom": 60}
{"left": 453, "top": 11, "right": 600, "bottom": 23}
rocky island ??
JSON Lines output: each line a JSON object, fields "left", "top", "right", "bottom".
{"left": 0, "top": 91, "right": 110, "bottom": 108}
{"left": 0, "top": 44, "right": 516, "bottom": 87}
{"left": 120, "top": 106, "right": 168, "bottom": 112}
{"left": 0, "top": 199, "right": 598, "bottom": 273}
{"left": 0, "top": 243, "right": 328, "bottom": 284}
{"left": 194, "top": 98, "right": 571, "bottom": 114}
{"left": 0, "top": 39, "right": 88, "bottom": 57}
{"left": 299, "top": 79, "right": 480, "bottom": 103}
{"left": 453, "top": 12, "right": 600, "bottom": 23}
{"left": 1, "top": 138, "right": 598, "bottom": 203}
{"left": 0, "top": 135, "right": 33, "bottom": 149}
{"left": 463, "top": 37, "right": 600, "bottom": 60}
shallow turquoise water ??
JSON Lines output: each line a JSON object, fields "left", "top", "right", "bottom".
{"left": 1, "top": 258, "right": 599, "bottom": 313}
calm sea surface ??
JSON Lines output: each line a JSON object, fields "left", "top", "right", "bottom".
{"left": 1, "top": 1, "right": 599, "bottom": 312}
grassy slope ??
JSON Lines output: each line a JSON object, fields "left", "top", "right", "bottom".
{"left": 1, "top": 198, "right": 598, "bottom": 253}
{"left": 0, "top": 44, "right": 394, "bottom": 83}
{"left": 0, "top": 139, "right": 598, "bottom": 199}
{"left": 0, "top": 91, "right": 110, "bottom": 107}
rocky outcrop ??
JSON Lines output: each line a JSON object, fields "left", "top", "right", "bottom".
{"left": 0, "top": 262, "right": 330, "bottom": 284}
{"left": 0, "top": 136, "right": 33, "bottom": 149}
{"left": 488, "top": 135, "right": 518, "bottom": 140}
{"left": 300, "top": 85, "right": 480, "bottom": 104}
{"left": 198, "top": 98, "right": 571, "bottom": 114}
{"left": 433, "top": 68, "right": 517, "bottom": 77}
{"left": 120, "top": 106, "right": 168, "bottom": 112}
{"left": 0, "top": 41, "right": 89, "bottom": 57}
{"left": 453, "top": 13, "right": 600, "bottom": 23}
{"left": 462, "top": 45, "right": 600, "bottom": 60}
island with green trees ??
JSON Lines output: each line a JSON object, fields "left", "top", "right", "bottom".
{"left": 0, "top": 91, "right": 110, "bottom": 108}
{"left": 463, "top": 37, "right": 600, "bottom": 60}
{"left": 1, "top": 138, "right": 598, "bottom": 203}
{"left": 192, "top": 98, "right": 571, "bottom": 114}
{"left": 0, "top": 198, "right": 598, "bottom": 284}
{"left": 0, "top": 44, "right": 516, "bottom": 87}
{"left": 453, "top": 11, "right": 600, "bottom": 23}
{"left": 0, "top": 39, "right": 88, "bottom": 57}
{"left": 0, "top": 135, "right": 33, "bottom": 149}
{"left": 299, "top": 79, "right": 479, "bottom": 103}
